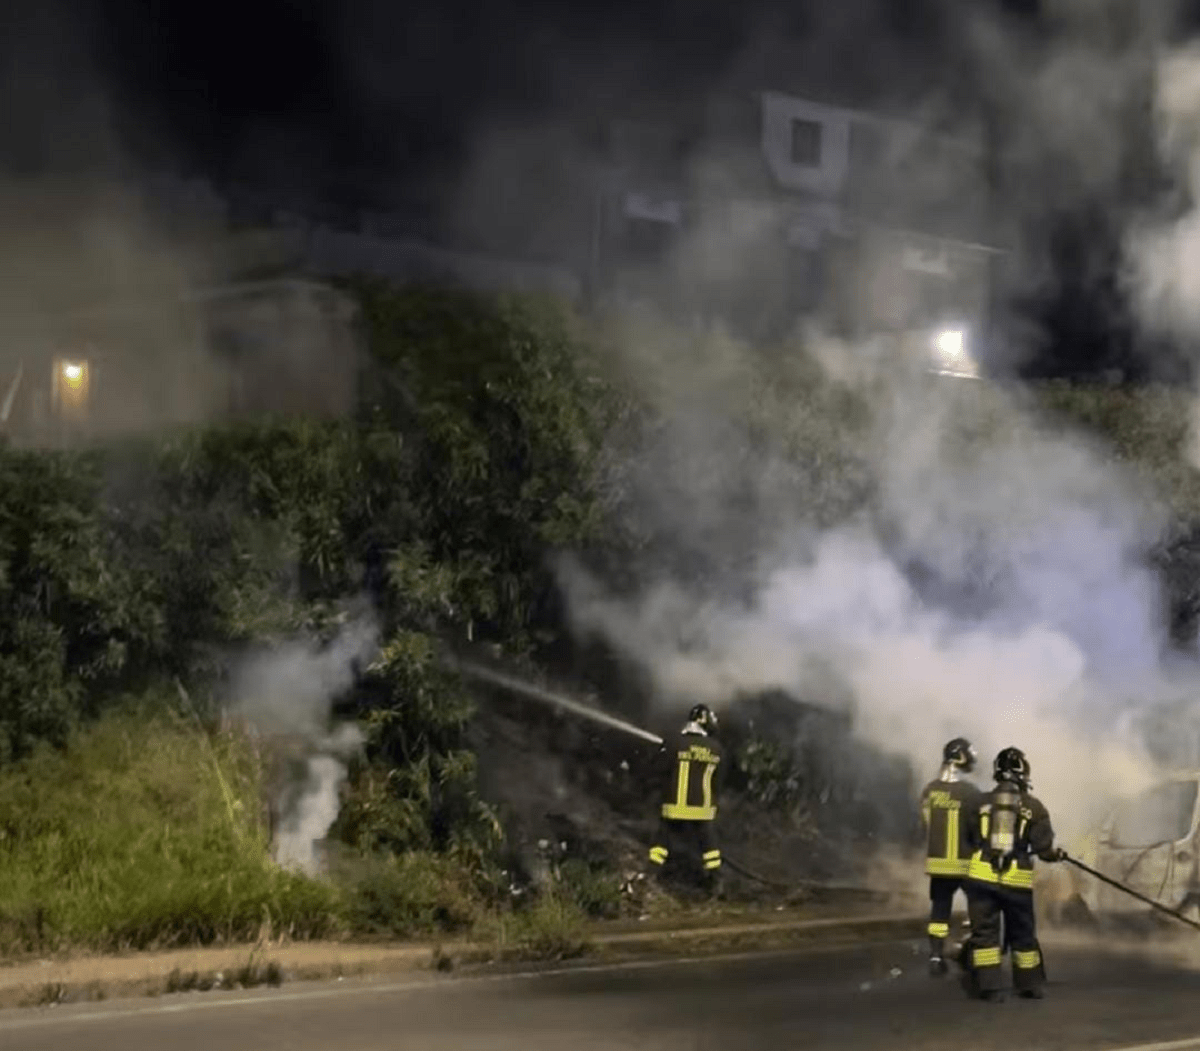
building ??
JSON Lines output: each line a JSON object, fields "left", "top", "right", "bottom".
{"left": 593, "top": 86, "right": 1007, "bottom": 374}
{"left": 0, "top": 81, "right": 1009, "bottom": 451}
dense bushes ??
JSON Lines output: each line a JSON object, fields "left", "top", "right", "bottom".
{"left": 3, "top": 283, "right": 1200, "bottom": 951}
{"left": 0, "top": 284, "right": 623, "bottom": 949}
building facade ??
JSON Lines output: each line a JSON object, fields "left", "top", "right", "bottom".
{"left": 594, "top": 87, "right": 1006, "bottom": 372}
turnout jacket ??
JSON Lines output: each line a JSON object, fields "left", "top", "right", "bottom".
{"left": 919, "top": 772, "right": 982, "bottom": 878}
{"left": 659, "top": 730, "right": 723, "bottom": 822}
{"left": 964, "top": 784, "right": 1057, "bottom": 891}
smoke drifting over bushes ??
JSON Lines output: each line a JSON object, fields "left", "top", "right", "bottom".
{"left": 562, "top": 340, "right": 1187, "bottom": 837}
{"left": 552, "top": 3, "right": 1200, "bottom": 839}
{"left": 1124, "top": 38, "right": 1200, "bottom": 469}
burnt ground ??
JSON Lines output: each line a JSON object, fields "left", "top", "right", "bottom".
{"left": 467, "top": 683, "right": 922, "bottom": 908}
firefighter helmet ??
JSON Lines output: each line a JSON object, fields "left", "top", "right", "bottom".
{"left": 942, "top": 737, "right": 977, "bottom": 773}
{"left": 994, "top": 746, "right": 1031, "bottom": 790}
{"left": 687, "top": 703, "right": 718, "bottom": 735}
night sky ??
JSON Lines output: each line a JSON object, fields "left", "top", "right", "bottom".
{"left": 2, "top": 0, "right": 1198, "bottom": 379}
{"left": 0, "top": 0, "right": 985, "bottom": 190}
{"left": 0, "top": 0, "right": 1182, "bottom": 193}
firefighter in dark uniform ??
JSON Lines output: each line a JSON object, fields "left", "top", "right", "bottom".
{"left": 647, "top": 704, "right": 724, "bottom": 894}
{"left": 918, "top": 737, "right": 981, "bottom": 977}
{"left": 961, "top": 746, "right": 1065, "bottom": 1002}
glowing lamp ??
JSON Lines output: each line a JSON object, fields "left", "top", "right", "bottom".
{"left": 929, "top": 327, "right": 979, "bottom": 379}
{"left": 935, "top": 328, "right": 965, "bottom": 361}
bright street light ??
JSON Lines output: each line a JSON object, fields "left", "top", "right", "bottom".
{"left": 935, "top": 328, "right": 964, "bottom": 360}
{"left": 930, "top": 327, "right": 979, "bottom": 379}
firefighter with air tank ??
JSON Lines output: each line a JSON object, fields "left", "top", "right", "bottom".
{"left": 959, "top": 746, "right": 1066, "bottom": 1002}
{"left": 919, "top": 737, "right": 982, "bottom": 977}
{"left": 647, "top": 704, "right": 724, "bottom": 896}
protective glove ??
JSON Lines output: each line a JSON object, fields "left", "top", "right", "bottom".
{"left": 1047, "top": 847, "right": 1068, "bottom": 863}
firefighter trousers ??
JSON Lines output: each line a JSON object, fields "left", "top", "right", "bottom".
{"left": 648, "top": 817, "right": 721, "bottom": 891}
{"left": 927, "top": 876, "right": 967, "bottom": 957}
{"left": 964, "top": 881, "right": 1046, "bottom": 995}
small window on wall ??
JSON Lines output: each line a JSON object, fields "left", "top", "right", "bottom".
{"left": 790, "top": 119, "right": 823, "bottom": 167}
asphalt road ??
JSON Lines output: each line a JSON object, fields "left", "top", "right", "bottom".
{"left": 1, "top": 935, "right": 1199, "bottom": 1051}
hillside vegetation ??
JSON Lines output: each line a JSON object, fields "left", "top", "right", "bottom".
{"left": 2, "top": 282, "right": 1199, "bottom": 954}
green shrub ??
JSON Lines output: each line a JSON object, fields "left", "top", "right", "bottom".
{"left": 554, "top": 858, "right": 624, "bottom": 920}
{"left": 0, "top": 702, "right": 339, "bottom": 953}
{"left": 335, "top": 851, "right": 487, "bottom": 937}
{"left": 479, "top": 892, "right": 592, "bottom": 961}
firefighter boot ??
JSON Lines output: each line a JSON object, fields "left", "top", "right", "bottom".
{"left": 954, "top": 936, "right": 972, "bottom": 972}
{"left": 927, "top": 925, "right": 950, "bottom": 977}
{"left": 928, "top": 938, "right": 949, "bottom": 978}
{"left": 702, "top": 865, "right": 724, "bottom": 902}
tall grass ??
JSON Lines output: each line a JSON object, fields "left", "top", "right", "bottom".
{"left": 0, "top": 698, "right": 625, "bottom": 959}
{"left": 0, "top": 701, "right": 340, "bottom": 954}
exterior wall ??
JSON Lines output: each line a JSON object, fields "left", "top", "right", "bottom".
{"left": 760, "top": 91, "right": 853, "bottom": 197}
{"left": 302, "top": 226, "right": 582, "bottom": 301}
{"left": 0, "top": 279, "right": 360, "bottom": 449}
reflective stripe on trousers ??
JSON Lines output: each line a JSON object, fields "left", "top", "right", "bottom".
{"left": 972, "top": 946, "right": 1002, "bottom": 968}
{"left": 1013, "top": 949, "right": 1042, "bottom": 970}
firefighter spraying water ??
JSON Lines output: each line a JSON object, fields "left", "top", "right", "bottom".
{"left": 959, "top": 747, "right": 1065, "bottom": 1003}
{"left": 647, "top": 704, "right": 725, "bottom": 897}
{"left": 448, "top": 653, "right": 860, "bottom": 894}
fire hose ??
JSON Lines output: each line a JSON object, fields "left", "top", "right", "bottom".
{"left": 719, "top": 854, "right": 888, "bottom": 898}
{"left": 1062, "top": 853, "right": 1200, "bottom": 934}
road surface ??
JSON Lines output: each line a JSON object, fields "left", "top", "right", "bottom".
{"left": 1, "top": 934, "right": 1198, "bottom": 1051}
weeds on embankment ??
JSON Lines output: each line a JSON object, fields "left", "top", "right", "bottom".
{"left": 0, "top": 703, "right": 341, "bottom": 955}
{"left": 0, "top": 703, "right": 609, "bottom": 961}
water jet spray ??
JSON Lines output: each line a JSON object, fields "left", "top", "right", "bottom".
{"left": 447, "top": 655, "right": 665, "bottom": 745}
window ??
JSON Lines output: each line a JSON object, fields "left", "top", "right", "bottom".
{"left": 1110, "top": 780, "right": 1199, "bottom": 849}
{"left": 790, "top": 118, "right": 823, "bottom": 167}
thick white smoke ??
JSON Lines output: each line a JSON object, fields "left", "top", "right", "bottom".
{"left": 541, "top": 2, "right": 1200, "bottom": 845}
{"left": 228, "top": 611, "right": 379, "bottom": 874}
{"left": 559, "top": 348, "right": 1184, "bottom": 839}
{"left": 1125, "top": 41, "right": 1200, "bottom": 468}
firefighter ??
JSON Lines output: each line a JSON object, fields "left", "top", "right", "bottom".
{"left": 647, "top": 704, "right": 724, "bottom": 895}
{"left": 918, "top": 736, "right": 981, "bottom": 977}
{"left": 960, "top": 746, "right": 1066, "bottom": 1002}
